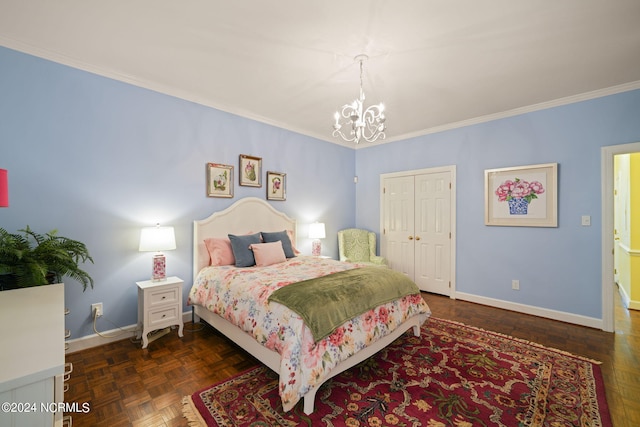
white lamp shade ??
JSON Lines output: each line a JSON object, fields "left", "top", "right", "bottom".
{"left": 308, "top": 222, "right": 326, "bottom": 239}
{"left": 139, "top": 225, "right": 176, "bottom": 252}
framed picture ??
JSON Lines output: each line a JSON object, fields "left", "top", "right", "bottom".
{"left": 266, "top": 171, "right": 286, "bottom": 201}
{"left": 484, "top": 163, "right": 558, "bottom": 227}
{"left": 206, "top": 163, "right": 233, "bottom": 198}
{"left": 239, "top": 154, "right": 262, "bottom": 187}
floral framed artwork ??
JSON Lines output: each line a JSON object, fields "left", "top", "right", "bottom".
{"left": 206, "top": 163, "right": 233, "bottom": 198}
{"left": 266, "top": 171, "right": 286, "bottom": 201}
{"left": 484, "top": 163, "right": 558, "bottom": 227}
{"left": 239, "top": 154, "right": 262, "bottom": 187}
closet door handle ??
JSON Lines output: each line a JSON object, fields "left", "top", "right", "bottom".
{"left": 408, "top": 236, "right": 414, "bottom": 240}
{"left": 415, "top": 236, "right": 421, "bottom": 241}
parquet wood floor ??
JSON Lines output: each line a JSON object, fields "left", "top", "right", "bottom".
{"left": 65, "top": 289, "right": 639, "bottom": 426}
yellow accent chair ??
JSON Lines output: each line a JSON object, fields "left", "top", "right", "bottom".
{"left": 337, "top": 228, "right": 387, "bottom": 266}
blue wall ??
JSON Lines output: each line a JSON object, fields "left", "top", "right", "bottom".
{"left": 0, "top": 47, "right": 355, "bottom": 340}
{"left": 2, "top": 44, "right": 640, "bottom": 341}
{"left": 355, "top": 89, "right": 640, "bottom": 319}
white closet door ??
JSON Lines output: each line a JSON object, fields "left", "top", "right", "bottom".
{"left": 414, "top": 172, "right": 451, "bottom": 295}
{"left": 383, "top": 175, "right": 415, "bottom": 278}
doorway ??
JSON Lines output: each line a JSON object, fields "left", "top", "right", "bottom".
{"left": 380, "top": 166, "right": 457, "bottom": 296}
{"left": 601, "top": 141, "right": 640, "bottom": 332}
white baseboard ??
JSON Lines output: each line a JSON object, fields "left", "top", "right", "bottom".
{"left": 618, "top": 283, "right": 631, "bottom": 308}
{"left": 617, "top": 284, "right": 640, "bottom": 310}
{"left": 454, "top": 292, "right": 604, "bottom": 330}
{"left": 66, "top": 310, "right": 194, "bottom": 353}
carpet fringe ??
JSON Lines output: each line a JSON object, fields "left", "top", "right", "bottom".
{"left": 431, "top": 317, "right": 603, "bottom": 365}
{"left": 182, "top": 395, "right": 206, "bottom": 427}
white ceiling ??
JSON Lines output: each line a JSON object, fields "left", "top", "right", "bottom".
{"left": 1, "top": 0, "right": 640, "bottom": 148}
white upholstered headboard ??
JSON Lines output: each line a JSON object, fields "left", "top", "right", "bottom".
{"left": 193, "top": 197, "right": 297, "bottom": 278}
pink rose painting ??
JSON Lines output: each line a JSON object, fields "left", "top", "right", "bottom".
{"left": 495, "top": 177, "right": 545, "bottom": 215}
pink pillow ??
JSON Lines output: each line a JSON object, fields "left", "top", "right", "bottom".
{"left": 204, "top": 237, "right": 235, "bottom": 266}
{"left": 286, "top": 229, "right": 301, "bottom": 255}
{"left": 250, "top": 241, "right": 287, "bottom": 267}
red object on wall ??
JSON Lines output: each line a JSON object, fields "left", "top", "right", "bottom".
{"left": 0, "top": 169, "right": 8, "bottom": 207}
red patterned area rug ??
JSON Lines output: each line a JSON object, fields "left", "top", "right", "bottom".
{"left": 182, "top": 317, "right": 612, "bottom": 427}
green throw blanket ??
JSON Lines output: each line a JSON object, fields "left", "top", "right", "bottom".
{"left": 268, "top": 266, "right": 420, "bottom": 342}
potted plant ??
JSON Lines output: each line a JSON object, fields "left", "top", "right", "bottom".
{"left": 0, "top": 226, "right": 94, "bottom": 291}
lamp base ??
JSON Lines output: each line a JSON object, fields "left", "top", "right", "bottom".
{"left": 152, "top": 254, "right": 166, "bottom": 281}
{"left": 312, "top": 240, "right": 322, "bottom": 257}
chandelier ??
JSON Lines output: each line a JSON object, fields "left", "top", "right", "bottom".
{"left": 332, "top": 54, "right": 386, "bottom": 144}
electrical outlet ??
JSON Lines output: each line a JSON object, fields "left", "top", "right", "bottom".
{"left": 512, "top": 280, "right": 520, "bottom": 290}
{"left": 91, "top": 302, "right": 103, "bottom": 317}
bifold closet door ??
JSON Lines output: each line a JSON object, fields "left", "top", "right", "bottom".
{"left": 382, "top": 171, "right": 452, "bottom": 296}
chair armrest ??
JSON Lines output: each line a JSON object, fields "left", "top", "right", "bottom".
{"left": 370, "top": 255, "right": 387, "bottom": 265}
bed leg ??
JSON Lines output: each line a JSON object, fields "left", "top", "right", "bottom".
{"left": 412, "top": 323, "right": 420, "bottom": 336}
{"left": 303, "top": 388, "right": 317, "bottom": 415}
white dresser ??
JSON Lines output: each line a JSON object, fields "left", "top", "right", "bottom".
{"left": 0, "top": 283, "right": 65, "bottom": 427}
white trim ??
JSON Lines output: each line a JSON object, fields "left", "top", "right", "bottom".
{"left": 601, "top": 141, "right": 640, "bottom": 332}
{"left": 618, "top": 241, "right": 640, "bottom": 256}
{"left": 379, "top": 165, "right": 455, "bottom": 179}
{"left": 455, "top": 292, "right": 603, "bottom": 330}
{"left": 616, "top": 283, "right": 640, "bottom": 310}
{"left": 362, "top": 81, "right": 640, "bottom": 148}
{"left": 618, "top": 284, "right": 631, "bottom": 308}
{"left": 65, "top": 310, "right": 192, "bottom": 353}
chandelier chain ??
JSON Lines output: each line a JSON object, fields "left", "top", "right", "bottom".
{"left": 359, "top": 59, "right": 364, "bottom": 93}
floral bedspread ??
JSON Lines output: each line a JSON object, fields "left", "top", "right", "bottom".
{"left": 188, "top": 256, "right": 431, "bottom": 412}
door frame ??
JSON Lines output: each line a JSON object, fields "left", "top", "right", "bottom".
{"left": 601, "top": 141, "right": 640, "bottom": 332}
{"left": 380, "top": 165, "right": 457, "bottom": 298}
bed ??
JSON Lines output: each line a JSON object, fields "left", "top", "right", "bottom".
{"left": 189, "top": 197, "right": 431, "bottom": 414}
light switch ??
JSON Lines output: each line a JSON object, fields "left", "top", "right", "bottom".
{"left": 581, "top": 215, "right": 591, "bottom": 226}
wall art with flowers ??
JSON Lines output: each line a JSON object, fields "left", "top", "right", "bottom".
{"left": 266, "top": 171, "right": 286, "bottom": 201}
{"left": 239, "top": 154, "right": 262, "bottom": 187}
{"left": 484, "top": 163, "right": 558, "bottom": 227}
{"left": 206, "top": 162, "right": 233, "bottom": 198}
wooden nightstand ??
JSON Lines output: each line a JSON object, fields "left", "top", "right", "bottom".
{"left": 136, "top": 276, "right": 184, "bottom": 349}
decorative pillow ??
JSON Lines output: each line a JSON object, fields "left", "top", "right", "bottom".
{"left": 228, "top": 233, "right": 262, "bottom": 267}
{"left": 250, "top": 241, "right": 287, "bottom": 267}
{"left": 261, "top": 230, "right": 296, "bottom": 258}
{"left": 286, "top": 229, "right": 301, "bottom": 255}
{"left": 204, "top": 237, "right": 235, "bottom": 266}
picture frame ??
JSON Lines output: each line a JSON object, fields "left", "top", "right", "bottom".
{"left": 484, "top": 162, "right": 558, "bottom": 227}
{"left": 206, "top": 163, "right": 233, "bottom": 198}
{"left": 266, "top": 171, "right": 286, "bottom": 201}
{"left": 239, "top": 154, "right": 262, "bottom": 187}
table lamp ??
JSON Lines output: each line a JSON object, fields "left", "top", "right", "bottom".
{"left": 139, "top": 224, "right": 176, "bottom": 281}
